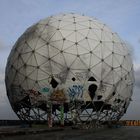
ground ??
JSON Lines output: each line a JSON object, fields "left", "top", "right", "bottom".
{"left": 0, "top": 126, "right": 140, "bottom": 140}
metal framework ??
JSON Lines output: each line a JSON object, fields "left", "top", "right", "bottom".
{"left": 5, "top": 13, "right": 134, "bottom": 128}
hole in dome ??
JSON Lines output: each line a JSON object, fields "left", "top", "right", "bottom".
{"left": 67, "top": 67, "right": 70, "bottom": 71}
{"left": 88, "top": 68, "right": 91, "bottom": 71}
{"left": 97, "top": 95, "right": 102, "bottom": 100}
{"left": 88, "top": 77, "right": 96, "bottom": 81}
{"left": 72, "top": 77, "right": 76, "bottom": 81}
{"left": 112, "top": 92, "right": 116, "bottom": 96}
{"left": 50, "top": 77, "right": 58, "bottom": 88}
{"left": 88, "top": 84, "right": 97, "bottom": 100}
{"left": 117, "top": 99, "right": 121, "bottom": 103}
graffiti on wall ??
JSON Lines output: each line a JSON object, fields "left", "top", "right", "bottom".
{"left": 50, "top": 89, "right": 66, "bottom": 102}
{"left": 125, "top": 120, "right": 140, "bottom": 126}
{"left": 67, "top": 85, "right": 83, "bottom": 100}
{"left": 40, "top": 87, "right": 50, "bottom": 93}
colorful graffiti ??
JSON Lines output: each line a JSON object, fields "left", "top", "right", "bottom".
{"left": 40, "top": 87, "right": 50, "bottom": 93}
{"left": 50, "top": 89, "right": 66, "bottom": 102}
{"left": 67, "top": 85, "right": 83, "bottom": 100}
{"left": 125, "top": 120, "right": 140, "bottom": 126}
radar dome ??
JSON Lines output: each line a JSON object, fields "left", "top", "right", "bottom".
{"left": 5, "top": 13, "right": 134, "bottom": 126}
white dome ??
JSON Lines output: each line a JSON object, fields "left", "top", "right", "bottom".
{"left": 5, "top": 13, "right": 134, "bottom": 123}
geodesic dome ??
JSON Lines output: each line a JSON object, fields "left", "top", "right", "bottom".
{"left": 5, "top": 13, "right": 134, "bottom": 125}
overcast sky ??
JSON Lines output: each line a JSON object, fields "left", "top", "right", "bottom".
{"left": 0, "top": 0, "right": 140, "bottom": 120}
